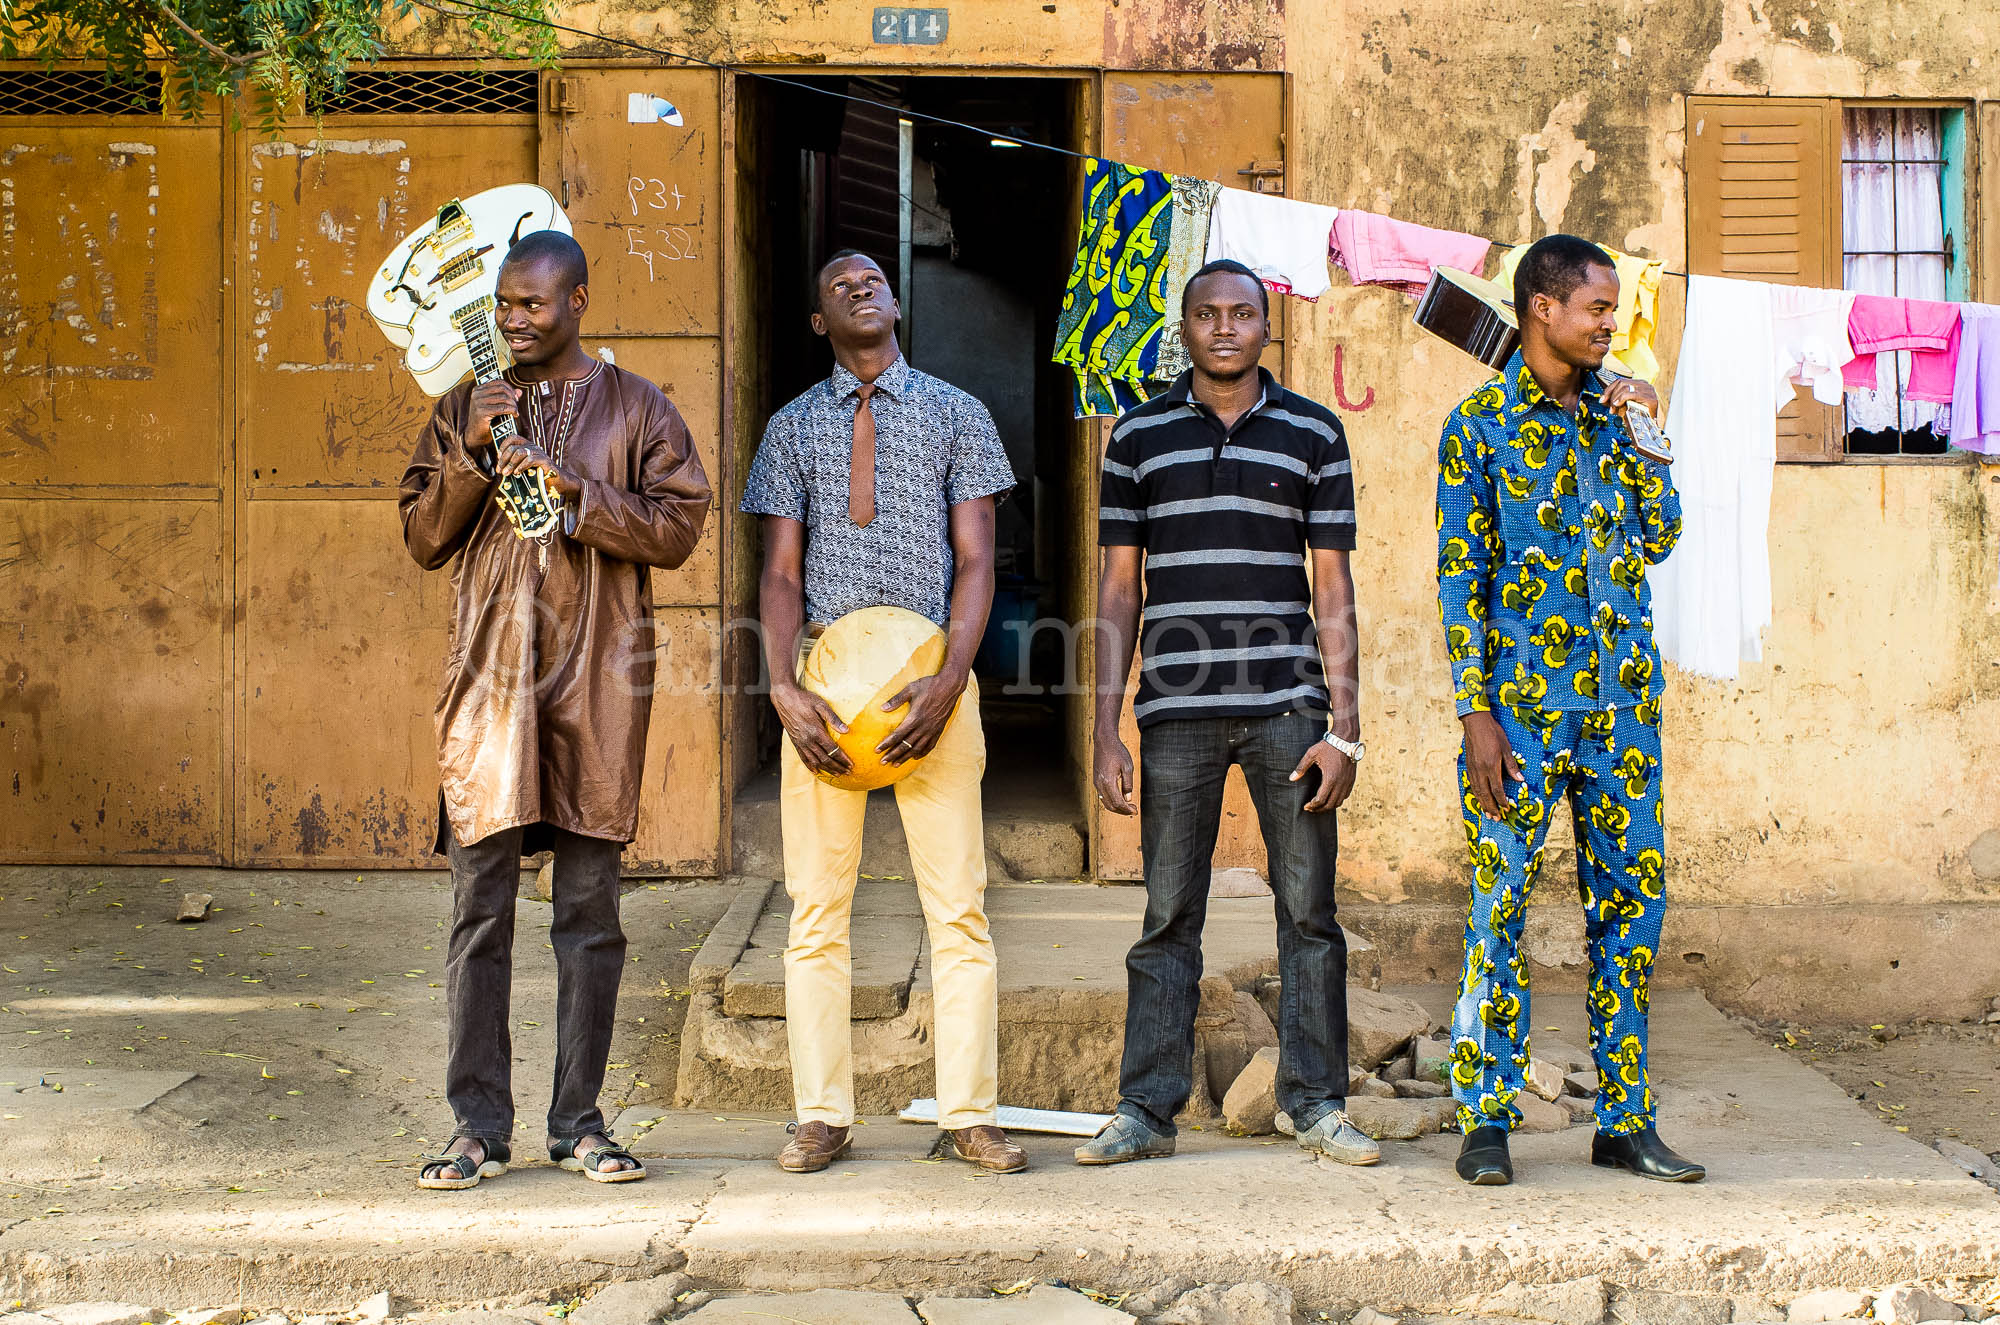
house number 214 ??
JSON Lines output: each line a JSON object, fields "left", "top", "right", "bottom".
{"left": 873, "top": 8, "right": 949, "bottom": 43}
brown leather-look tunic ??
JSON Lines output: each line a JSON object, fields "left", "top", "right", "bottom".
{"left": 398, "top": 362, "right": 711, "bottom": 851}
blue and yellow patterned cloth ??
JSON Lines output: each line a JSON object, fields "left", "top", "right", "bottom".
{"left": 1435, "top": 352, "right": 1683, "bottom": 718}
{"left": 1054, "top": 158, "right": 1174, "bottom": 418}
{"left": 1450, "top": 701, "right": 1667, "bottom": 1136}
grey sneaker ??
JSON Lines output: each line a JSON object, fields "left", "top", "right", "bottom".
{"left": 1074, "top": 1112, "right": 1176, "bottom": 1165}
{"left": 1296, "top": 1108, "right": 1381, "bottom": 1166}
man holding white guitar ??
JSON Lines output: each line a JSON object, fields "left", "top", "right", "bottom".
{"left": 397, "top": 227, "right": 711, "bottom": 1190}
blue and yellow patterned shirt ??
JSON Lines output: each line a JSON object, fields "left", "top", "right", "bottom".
{"left": 1436, "top": 352, "right": 1683, "bottom": 718}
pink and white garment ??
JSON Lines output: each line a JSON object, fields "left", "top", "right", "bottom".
{"left": 1202, "top": 187, "right": 1339, "bottom": 301}
{"left": 1328, "top": 211, "right": 1492, "bottom": 297}
{"left": 1770, "top": 286, "right": 1856, "bottom": 405}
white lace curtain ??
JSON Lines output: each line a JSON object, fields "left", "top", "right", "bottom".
{"left": 1842, "top": 107, "right": 1950, "bottom": 435}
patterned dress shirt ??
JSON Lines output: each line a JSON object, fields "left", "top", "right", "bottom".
{"left": 742, "top": 356, "right": 1016, "bottom": 627}
{"left": 1436, "top": 352, "right": 1683, "bottom": 717}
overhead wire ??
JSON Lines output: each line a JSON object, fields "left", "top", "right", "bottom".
{"left": 414, "top": 0, "right": 1694, "bottom": 277}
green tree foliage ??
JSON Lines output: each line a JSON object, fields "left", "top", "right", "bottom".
{"left": 0, "top": 0, "right": 559, "bottom": 120}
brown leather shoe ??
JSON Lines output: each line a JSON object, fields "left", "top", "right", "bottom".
{"left": 778, "top": 1121, "right": 852, "bottom": 1173}
{"left": 946, "top": 1125, "right": 1027, "bottom": 1173}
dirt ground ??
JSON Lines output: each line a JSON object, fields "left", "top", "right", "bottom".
{"left": 1753, "top": 1014, "right": 2000, "bottom": 1160}
{"left": 0, "top": 867, "right": 738, "bottom": 1201}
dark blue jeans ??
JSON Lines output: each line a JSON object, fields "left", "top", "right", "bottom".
{"left": 1118, "top": 710, "right": 1350, "bottom": 1135}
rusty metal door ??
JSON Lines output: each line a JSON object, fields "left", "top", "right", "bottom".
{"left": 232, "top": 77, "right": 538, "bottom": 866}
{"left": 541, "top": 66, "right": 727, "bottom": 875}
{"left": 1088, "top": 71, "right": 1289, "bottom": 881}
{"left": 0, "top": 95, "right": 229, "bottom": 862}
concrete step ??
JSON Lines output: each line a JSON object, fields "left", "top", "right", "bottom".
{"left": 730, "top": 768, "right": 1088, "bottom": 883}
{"left": 669, "top": 879, "right": 1376, "bottom": 1118}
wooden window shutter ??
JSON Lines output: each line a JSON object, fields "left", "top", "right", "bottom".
{"left": 1687, "top": 97, "right": 1842, "bottom": 462}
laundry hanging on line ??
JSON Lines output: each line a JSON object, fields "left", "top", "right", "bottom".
{"left": 1051, "top": 158, "right": 1176, "bottom": 418}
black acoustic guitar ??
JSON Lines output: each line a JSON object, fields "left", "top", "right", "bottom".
{"left": 1412, "top": 266, "right": 1518, "bottom": 369}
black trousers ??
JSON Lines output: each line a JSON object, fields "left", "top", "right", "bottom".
{"left": 443, "top": 822, "right": 626, "bottom": 1145}
{"left": 1118, "top": 710, "right": 1351, "bottom": 1136}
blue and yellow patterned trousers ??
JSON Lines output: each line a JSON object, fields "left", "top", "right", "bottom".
{"left": 1451, "top": 702, "right": 1665, "bottom": 1136}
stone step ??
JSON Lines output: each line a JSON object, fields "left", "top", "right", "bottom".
{"left": 730, "top": 769, "right": 1088, "bottom": 884}
{"left": 669, "top": 880, "right": 1377, "bottom": 1117}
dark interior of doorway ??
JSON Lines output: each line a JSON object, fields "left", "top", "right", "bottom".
{"left": 734, "top": 74, "right": 1087, "bottom": 847}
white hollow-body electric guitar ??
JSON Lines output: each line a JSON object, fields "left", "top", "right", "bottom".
{"left": 365, "top": 184, "right": 574, "bottom": 539}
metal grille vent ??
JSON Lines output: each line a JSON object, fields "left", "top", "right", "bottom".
{"left": 0, "top": 70, "right": 162, "bottom": 116}
{"left": 312, "top": 69, "right": 537, "bottom": 115}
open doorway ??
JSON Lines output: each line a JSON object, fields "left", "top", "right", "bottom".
{"left": 730, "top": 73, "right": 1090, "bottom": 871}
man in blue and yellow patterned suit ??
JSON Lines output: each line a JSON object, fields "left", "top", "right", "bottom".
{"left": 1435, "top": 234, "right": 1704, "bottom": 1186}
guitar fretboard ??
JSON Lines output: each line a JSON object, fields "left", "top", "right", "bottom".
{"left": 451, "top": 299, "right": 517, "bottom": 446}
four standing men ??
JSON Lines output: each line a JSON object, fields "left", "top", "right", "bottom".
{"left": 403, "top": 226, "right": 1703, "bottom": 1185}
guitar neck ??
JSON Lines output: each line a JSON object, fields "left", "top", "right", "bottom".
{"left": 453, "top": 302, "right": 518, "bottom": 448}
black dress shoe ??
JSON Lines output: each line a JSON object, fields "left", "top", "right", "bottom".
{"left": 1591, "top": 1126, "right": 1706, "bottom": 1182}
{"left": 1456, "top": 1125, "right": 1513, "bottom": 1185}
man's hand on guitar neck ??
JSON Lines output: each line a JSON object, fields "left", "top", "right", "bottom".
{"left": 467, "top": 380, "right": 521, "bottom": 452}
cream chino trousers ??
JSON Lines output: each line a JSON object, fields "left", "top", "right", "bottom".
{"left": 779, "top": 671, "right": 998, "bottom": 1129}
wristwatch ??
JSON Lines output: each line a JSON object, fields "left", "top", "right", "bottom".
{"left": 1322, "top": 731, "right": 1365, "bottom": 762}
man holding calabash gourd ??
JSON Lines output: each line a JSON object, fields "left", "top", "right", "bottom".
{"left": 742, "top": 250, "right": 1025, "bottom": 1175}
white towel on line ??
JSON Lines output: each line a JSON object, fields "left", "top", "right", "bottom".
{"left": 1202, "top": 187, "right": 1340, "bottom": 301}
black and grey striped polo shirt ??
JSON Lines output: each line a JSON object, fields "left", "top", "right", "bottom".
{"left": 1098, "top": 368, "right": 1357, "bottom": 728}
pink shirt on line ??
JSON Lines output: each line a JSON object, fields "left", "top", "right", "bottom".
{"left": 1840, "top": 294, "right": 1962, "bottom": 403}
{"left": 1328, "top": 211, "right": 1494, "bottom": 296}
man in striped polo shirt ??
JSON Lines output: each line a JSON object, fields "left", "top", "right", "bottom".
{"left": 1076, "top": 258, "right": 1375, "bottom": 1168}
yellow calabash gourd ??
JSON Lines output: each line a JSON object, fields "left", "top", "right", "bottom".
{"left": 799, "top": 605, "right": 960, "bottom": 792}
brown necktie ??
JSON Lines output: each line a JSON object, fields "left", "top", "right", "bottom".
{"left": 849, "top": 381, "right": 878, "bottom": 526}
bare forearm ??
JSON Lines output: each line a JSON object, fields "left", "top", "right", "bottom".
{"left": 1314, "top": 564, "right": 1360, "bottom": 742}
{"left": 759, "top": 568, "right": 808, "bottom": 695}
{"left": 1094, "top": 577, "right": 1141, "bottom": 734}
{"left": 940, "top": 559, "right": 990, "bottom": 686}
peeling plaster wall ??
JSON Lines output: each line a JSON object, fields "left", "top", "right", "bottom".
{"left": 382, "top": 0, "right": 2000, "bottom": 914}
{"left": 1287, "top": 0, "right": 2000, "bottom": 913}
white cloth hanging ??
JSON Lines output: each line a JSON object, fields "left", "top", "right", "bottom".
{"left": 1772, "top": 286, "right": 1857, "bottom": 405}
{"left": 1652, "top": 276, "right": 1782, "bottom": 681}
{"left": 1202, "top": 187, "right": 1339, "bottom": 301}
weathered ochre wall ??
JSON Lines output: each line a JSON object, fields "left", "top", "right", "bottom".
{"left": 377, "top": 2, "right": 2000, "bottom": 941}
{"left": 1283, "top": 0, "right": 2000, "bottom": 920}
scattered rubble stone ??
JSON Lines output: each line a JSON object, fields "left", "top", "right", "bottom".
{"left": 1729, "top": 1295, "right": 1784, "bottom": 1323}
{"left": 1118, "top": 1280, "right": 1195, "bottom": 1319}
{"left": 1558, "top": 1095, "right": 1598, "bottom": 1123}
{"left": 918, "top": 1284, "right": 1131, "bottom": 1323}
{"left": 173, "top": 1312, "right": 244, "bottom": 1325}
{"left": 176, "top": 893, "right": 213, "bottom": 922}
{"left": 1466, "top": 1276, "right": 1608, "bottom": 1325}
{"left": 1209, "top": 867, "right": 1272, "bottom": 898}
{"left": 1347, "top": 988, "right": 1433, "bottom": 1070}
{"left": 1223, "top": 1047, "right": 1279, "bottom": 1135}
{"left": 1874, "top": 1284, "right": 1964, "bottom": 1325}
{"left": 353, "top": 1295, "right": 410, "bottom": 1323}
{"left": 1344, "top": 1095, "right": 1453, "bottom": 1141}
{"left": 1785, "top": 1290, "right": 1872, "bottom": 1322}
{"left": 1526, "top": 1058, "right": 1567, "bottom": 1101}
{"left": 1515, "top": 1093, "right": 1571, "bottom": 1133}
{"left": 685, "top": 1291, "right": 918, "bottom": 1323}
{"left": 1380, "top": 1052, "right": 1416, "bottom": 1084}
{"left": 1412, "top": 1036, "right": 1453, "bottom": 1083}
{"left": 1155, "top": 1281, "right": 1293, "bottom": 1325}
{"left": 1609, "top": 1287, "right": 1733, "bottom": 1325}
{"left": 1354, "top": 1075, "right": 1397, "bottom": 1098}
{"left": 1535, "top": 1038, "right": 1596, "bottom": 1072}
{"left": 570, "top": 1274, "right": 694, "bottom": 1325}
{"left": 1393, "top": 1078, "right": 1448, "bottom": 1099}
{"left": 45, "top": 1307, "right": 169, "bottom": 1325}
{"left": 1566, "top": 1070, "right": 1599, "bottom": 1098}
{"left": 674, "top": 1295, "right": 712, "bottom": 1317}
{"left": 1351, "top": 1310, "right": 1400, "bottom": 1325}
{"left": 1935, "top": 1139, "right": 1995, "bottom": 1179}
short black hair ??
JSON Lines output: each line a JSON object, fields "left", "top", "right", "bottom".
{"left": 1511, "top": 234, "right": 1615, "bottom": 316}
{"left": 1181, "top": 258, "right": 1269, "bottom": 319}
{"left": 811, "top": 249, "right": 882, "bottom": 313}
{"left": 502, "top": 228, "right": 589, "bottom": 292}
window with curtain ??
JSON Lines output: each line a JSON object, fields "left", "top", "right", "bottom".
{"left": 1841, "top": 107, "right": 1952, "bottom": 455}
